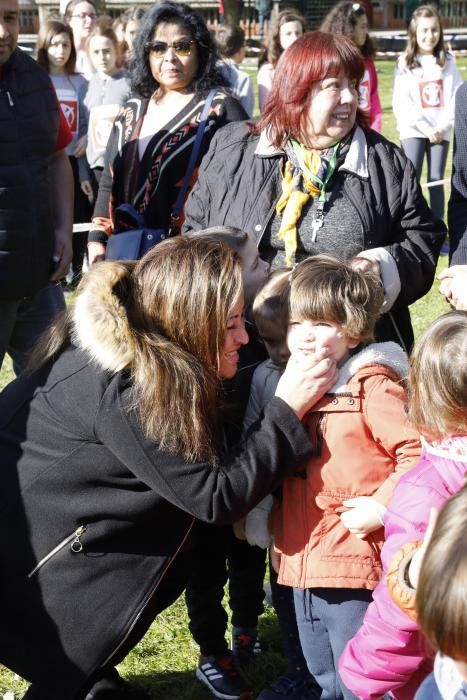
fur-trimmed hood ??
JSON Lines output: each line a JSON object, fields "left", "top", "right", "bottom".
{"left": 331, "top": 341, "right": 408, "bottom": 393}
{"left": 72, "top": 262, "right": 135, "bottom": 373}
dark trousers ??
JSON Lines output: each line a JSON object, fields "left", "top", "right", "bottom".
{"left": 293, "top": 588, "right": 372, "bottom": 700}
{"left": 185, "top": 522, "right": 266, "bottom": 655}
{"left": 0, "top": 283, "right": 65, "bottom": 374}
{"left": 69, "top": 156, "right": 91, "bottom": 287}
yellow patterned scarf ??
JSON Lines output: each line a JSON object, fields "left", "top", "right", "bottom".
{"left": 276, "top": 138, "right": 348, "bottom": 265}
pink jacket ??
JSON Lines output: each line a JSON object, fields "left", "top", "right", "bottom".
{"left": 360, "top": 57, "right": 383, "bottom": 133}
{"left": 339, "top": 440, "right": 467, "bottom": 699}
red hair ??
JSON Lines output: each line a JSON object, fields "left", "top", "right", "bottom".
{"left": 253, "top": 31, "right": 367, "bottom": 148}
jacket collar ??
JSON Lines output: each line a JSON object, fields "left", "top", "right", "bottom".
{"left": 72, "top": 262, "right": 135, "bottom": 374}
{"left": 255, "top": 125, "right": 369, "bottom": 178}
{"left": 331, "top": 341, "right": 408, "bottom": 393}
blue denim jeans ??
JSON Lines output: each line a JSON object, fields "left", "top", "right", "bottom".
{"left": 293, "top": 588, "right": 372, "bottom": 700}
{"left": 0, "top": 283, "right": 65, "bottom": 375}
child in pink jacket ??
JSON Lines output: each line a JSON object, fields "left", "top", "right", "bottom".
{"left": 339, "top": 310, "right": 467, "bottom": 699}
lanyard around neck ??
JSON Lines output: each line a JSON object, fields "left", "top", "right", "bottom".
{"left": 291, "top": 139, "right": 339, "bottom": 202}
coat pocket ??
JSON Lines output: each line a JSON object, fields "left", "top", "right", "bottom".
{"left": 28, "top": 525, "right": 88, "bottom": 578}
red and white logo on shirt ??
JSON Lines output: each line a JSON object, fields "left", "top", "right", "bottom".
{"left": 358, "top": 69, "right": 370, "bottom": 112}
{"left": 55, "top": 87, "right": 79, "bottom": 134}
{"left": 419, "top": 79, "right": 444, "bottom": 108}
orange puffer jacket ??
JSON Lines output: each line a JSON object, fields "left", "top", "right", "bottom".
{"left": 273, "top": 342, "right": 422, "bottom": 591}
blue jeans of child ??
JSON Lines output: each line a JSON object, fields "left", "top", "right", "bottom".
{"left": 293, "top": 588, "right": 372, "bottom": 700}
{"left": 0, "top": 283, "right": 65, "bottom": 375}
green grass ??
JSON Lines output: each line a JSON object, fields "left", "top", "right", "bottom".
{"left": 0, "top": 58, "right": 461, "bottom": 699}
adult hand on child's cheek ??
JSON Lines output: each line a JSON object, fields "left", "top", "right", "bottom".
{"left": 275, "top": 347, "right": 338, "bottom": 420}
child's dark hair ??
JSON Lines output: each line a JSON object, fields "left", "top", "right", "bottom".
{"left": 36, "top": 18, "right": 77, "bottom": 73}
{"left": 416, "top": 483, "right": 467, "bottom": 662}
{"left": 406, "top": 4, "right": 447, "bottom": 69}
{"left": 288, "top": 255, "right": 384, "bottom": 344}
{"left": 252, "top": 268, "right": 291, "bottom": 327}
{"left": 320, "top": 0, "right": 375, "bottom": 58}
{"left": 216, "top": 24, "right": 245, "bottom": 58}
{"left": 408, "top": 311, "right": 467, "bottom": 440}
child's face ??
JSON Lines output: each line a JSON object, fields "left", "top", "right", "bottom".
{"left": 47, "top": 33, "right": 72, "bottom": 72}
{"left": 287, "top": 318, "right": 358, "bottom": 366}
{"left": 352, "top": 14, "right": 368, "bottom": 48}
{"left": 415, "top": 16, "right": 440, "bottom": 55}
{"left": 89, "top": 35, "right": 117, "bottom": 76}
{"left": 257, "top": 316, "right": 290, "bottom": 367}
{"left": 241, "top": 236, "right": 270, "bottom": 307}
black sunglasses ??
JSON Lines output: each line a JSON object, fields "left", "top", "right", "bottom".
{"left": 144, "top": 39, "right": 194, "bottom": 57}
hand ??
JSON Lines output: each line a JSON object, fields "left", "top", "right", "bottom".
{"left": 88, "top": 241, "right": 106, "bottom": 265}
{"left": 233, "top": 519, "right": 246, "bottom": 541}
{"left": 438, "top": 265, "right": 467, "bottom": 310}
{"left": 49, "top": 229, "right": 72, "bottom": 282}
{"left": 74, "top": 135, "right": 87, "bottom": 158}
{"left": 270, "top": 544, "right": 281, "bottom": 574}
{"left": 427, "top": 128, "right": 444, "bottom": 144}
{"left": 350, "top": 256, "right": 381, "bottom": 279}
{"left": 275, "top": 346, "right": 338, "bottom": 419}
{"left": 81, "top": 180, "right": 94, "bottom": 203}
{"left": 244, "top": 496, "right": 273, "bottom": 549}
{"left": 340, "top": 496, "right": 386, "bottom": 539}
{"left": 407, "top": 507, "right": 438, "bottom": 589}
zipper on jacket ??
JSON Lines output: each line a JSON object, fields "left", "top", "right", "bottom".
{"left": 0, "top": 87, "right": 14, "bottom": 107}
{"left": 98, "top": 517, "right": 196, "bottom": 669}
{"left": 28, "top": 525, "right": 87, "bottom": 579}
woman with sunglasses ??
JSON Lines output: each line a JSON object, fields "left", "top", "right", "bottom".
{"left": 87, "top": 1, "right": 247, "bottom": 265}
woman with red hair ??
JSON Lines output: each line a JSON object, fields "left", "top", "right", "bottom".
{"left": 184, "top": 31, "right": 445, "bottom": 354}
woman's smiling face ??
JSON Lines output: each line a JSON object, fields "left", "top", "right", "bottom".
{"left": 302, "top": 73, "right": 358, "bottom": 150}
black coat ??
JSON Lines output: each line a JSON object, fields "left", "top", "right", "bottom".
{"left": 0, "top": 338, "right": 312, "bottom": 695}
{"left": 0, "top": 48, "right": 59, "bottom": 300}
{"left": 184, "top": 122, "right": 446, "bottom": 351}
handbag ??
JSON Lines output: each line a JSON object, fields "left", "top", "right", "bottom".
{"left": 105, "top": 89, "right": 217, "bottom": 261}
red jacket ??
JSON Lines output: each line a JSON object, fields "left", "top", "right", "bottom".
{"left": 273, "top": 342, "right": 422, "bottom": 590}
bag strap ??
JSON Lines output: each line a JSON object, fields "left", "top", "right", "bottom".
{"left": 170, "top": 88, "right": 217, "bottom": 227}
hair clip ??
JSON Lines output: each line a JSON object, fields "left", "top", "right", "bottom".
{"left": 352, "top": 3, "right": 361, "bottom": 10}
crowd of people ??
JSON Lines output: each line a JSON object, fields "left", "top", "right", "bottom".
{"left": 0, "top": 0, "right": 467, "bottom": 699}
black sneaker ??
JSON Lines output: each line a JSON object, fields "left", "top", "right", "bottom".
{"left": 231, "top": 626, "right": 261, "bottom": 667}
{"left": 196, "top": 651, "right": 252, "bottom": 700}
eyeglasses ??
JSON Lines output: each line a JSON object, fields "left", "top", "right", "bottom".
{"left": 144, "top": 39, "right": 194, "bottom": 57}
{"left": 71, "top": 12, "right": 97, "bottom": 20}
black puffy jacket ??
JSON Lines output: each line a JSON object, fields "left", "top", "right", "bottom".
{"left": 0, "top": 49, "right": 59, "bottom": 300}
{"left": 184, "top": 122, "right": 446, "bottom": 350}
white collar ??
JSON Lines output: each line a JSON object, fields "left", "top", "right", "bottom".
{"left": 254, "top": 126, "right": 369, "bottom": 179}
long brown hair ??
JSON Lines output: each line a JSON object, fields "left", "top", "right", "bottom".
{"left": 36, "top": 18, "right": 77, "bottom": 73}
{"left": 408, "top": 311, "right": 467, "bottom": 440}
{"left": 31, "top": 237, "right": 244, "bottom": 464}
{"left": 405, "top": 4, "right": 447, "bottom": 69}
{"left": 259, "top": 9, "right": 306, "bottom": 68}
{"left": 320, "top": 0, "right": 375, "bottom": 58}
